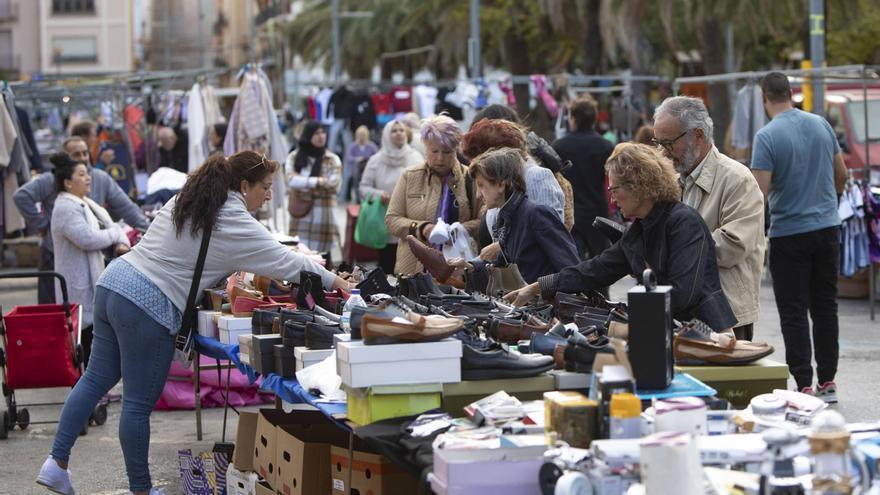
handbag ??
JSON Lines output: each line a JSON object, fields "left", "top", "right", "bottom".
{"left": 287, "top": 189, "right": 314, "bottom": 218}
{"left": 354, "top": 194, "right": 388, "bottom": 249}
{"left": 174, "top": 224, "right": 213, "bottom": 365}
{"left": 485, "top": 264, "right": 527, "bottom": 297}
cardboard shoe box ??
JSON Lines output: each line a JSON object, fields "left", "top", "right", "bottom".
{"left": 346, "top": 383, "right": 442, "bottom": 425}
{"left": 274, "top": 344, "right": 296, "bottom": 378}
{"left": 220, "top": 316, "right": 252, "bottom": 345}
{"left": 251, "top": 335, "right": 281, "bottom": 375}
{"left": 331, "top": 444, "right": 419, "bottom": 495}
{"left": 226, "top": 466, "right": 259, "bottom": 495}
{"left": 675, "top": 358, "right": 789, "bottom": 407}
{"left": 295, "top": 347, "right": 334, "bottom": 371}
{"left": 275, "top": 418, "right": 350, "bottom": 495}
{"left": 429, "top": 445, "right": 546, "bottom": 495}
{"left": 336, "top": 338, "right": 462, "bottom": 388}
{"left": 233, "top": 412, "right": 259, "bottom": 472}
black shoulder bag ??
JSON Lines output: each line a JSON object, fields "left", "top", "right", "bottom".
{"left": 174, "top": 226, "right": 213, "bottom": 362}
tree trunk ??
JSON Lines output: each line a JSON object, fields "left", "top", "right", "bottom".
{"left": 700, "top": 15, "right": 731, "bottom": 152}
{"left": 506, "top": 32, "right": 533, "bottom": 119}
{"left": 583, "top": 0, "right": 603, "bottom": 74}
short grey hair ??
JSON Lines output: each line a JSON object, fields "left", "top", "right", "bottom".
{"left": 654, "top": 96, "right": 714, "bottom": 145}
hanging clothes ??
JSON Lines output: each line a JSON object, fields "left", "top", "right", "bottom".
{"left": 413, "top": 85, "right": 439, "bottom": 119}
{"left": 349, "top": 90, "right": 377, "bottom": 131}
{"left": 731, "top": 83, "right": 769, "bottom": 150}
{"left": 0, "top": 92, "right": 26, "bottom": 237}
{"left": 839, "top": 183, "right": 872, "bottom": 277}
{"left": 186, "top": 82, "right": 225, "bottom": 171}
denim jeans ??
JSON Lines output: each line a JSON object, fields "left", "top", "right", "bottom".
{"left": 51, "top": 287, "right": 175, "bottom": 492}
{"left": 769, "top": 226, "right": 840, "bottom": 389}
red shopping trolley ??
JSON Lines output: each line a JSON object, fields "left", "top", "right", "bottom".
{"left": 0, "top": 271, "right": 107, "bottom": 439}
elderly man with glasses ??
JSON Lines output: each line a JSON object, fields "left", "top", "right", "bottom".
{"left": 652, "top": 96, "right": 766, "bottom": 341}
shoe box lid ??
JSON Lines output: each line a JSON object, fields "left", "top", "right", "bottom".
{"left": 675, "top": 358, "right": 788, "bottom": 382}
{"left": 342, "top": 383, "right": 443, "bottom": 395}
{"left": 430, "top": 445, "right": 546, "bottom": 492}
{"left": 337, "top": 338, "right": 462, "bottom": 364}
{"left": 219, "top": 315, "right": 253, "bottom": 331}
{"left": 548, "top": 370, "right": 592, "bottom": 391}
{"left": 294, "top": 347, "right": 334, "bottom": 362}
{"left": 252, "top": 334, "right": 282, "bottom": 354}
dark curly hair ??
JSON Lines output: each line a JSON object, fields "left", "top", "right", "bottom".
{"left": 460, "top": 118, "right": 527, "bottom": 161}
{"left": 50, "top": 152, "right": 84, "bottom": 193}
{"left": 172, "top": 150, "right": 279, "bottom": 237}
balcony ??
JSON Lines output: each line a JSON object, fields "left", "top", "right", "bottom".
{"left": 0, "top": 1, "right": 19, "bottom": 22}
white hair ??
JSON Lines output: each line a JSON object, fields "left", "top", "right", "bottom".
{"left": 654, "top": 96, "right": 714, "bottom": 145}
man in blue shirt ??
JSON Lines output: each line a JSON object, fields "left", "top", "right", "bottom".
{"left": 750, "top": 72, "right": 848, "bottom": 403}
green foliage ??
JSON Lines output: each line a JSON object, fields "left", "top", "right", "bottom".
{"left": 827, "top": 0, "right": 880, "bottom": 65}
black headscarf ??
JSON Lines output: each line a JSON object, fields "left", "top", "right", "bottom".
{"left": 293, "top": 121, "right": 326, "bottom": 177}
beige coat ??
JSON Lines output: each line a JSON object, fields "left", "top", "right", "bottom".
{"left": 683, "top": 146, "right": 765, "bottom": 327}
{"left": 385, "top": 161, "right": 482, "bottom": 275}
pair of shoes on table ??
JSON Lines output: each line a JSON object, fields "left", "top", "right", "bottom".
{"left": 672, "top": 319, "right": 774, "bottom": 365}
{"left": 460, "top": 343, "right": 554, "bottom": 380}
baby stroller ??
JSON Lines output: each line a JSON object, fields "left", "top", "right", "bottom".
{"left": 0, "top": 271, "right": 107, "bottom": 439}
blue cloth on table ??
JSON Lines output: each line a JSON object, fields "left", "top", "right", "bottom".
{"left": 193, "top": 334, "right": 259, "bottom": 384}
{"left": 260, "top": 373, "right": 348, "bottom": 424}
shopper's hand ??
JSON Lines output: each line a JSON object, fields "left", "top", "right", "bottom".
{"left": 422, "top": 223, "right": 435, "bottom": 239}
{"left": 113, "top": 243, "right": 130, "bottom": 257}
{"left": 479, "top": 242, "right": 501, "bottom": 261}
{"left": 332, "top": 276, "right": 356, "bottom": 292}
{"left": 380, "top": 192, "right": 390, "bottom": 206}
{"left": 504, "top": 282, "right": 540, "bottom": 307}
{"left": 447, "top": 257, "right": 474, "bottom": 271}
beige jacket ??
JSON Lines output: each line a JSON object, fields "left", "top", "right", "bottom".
{"left": 682, "top": 146, "right": 765, "bottom": 326}
{"left": 385, "top": 161, "right": 482, "bottom": 275}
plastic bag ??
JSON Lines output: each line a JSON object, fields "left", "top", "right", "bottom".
{"left": 354, "top": 194, "right": 389, "bottom": 249}
{"left": 295, "top": 351, "right": 346, "bottom": 401}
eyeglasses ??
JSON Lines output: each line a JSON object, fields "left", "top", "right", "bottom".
{"left": 651, "top": 130, "right": 688, "bottom": 151}
{"left": 607, "top": 184, "right": 624, "bottom": 195}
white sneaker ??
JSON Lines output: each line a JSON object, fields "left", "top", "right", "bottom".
{"left": 35, "top": 456, "right": 75, "bottom": 495}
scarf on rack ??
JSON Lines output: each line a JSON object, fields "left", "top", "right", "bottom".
{"left": 293, "top": 121, "right": 327, "bottom": 177}
{"left": 375, "top": 120, "right": 422, "bottom": 169}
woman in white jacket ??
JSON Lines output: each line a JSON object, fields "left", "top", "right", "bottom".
{"left": 49, "top": 153, "right": 130, "bottom": 330}
{"left": 359, "top": 120, "right": 424, "bottom": 273}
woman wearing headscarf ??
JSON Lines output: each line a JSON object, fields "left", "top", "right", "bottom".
{"left": 359, "top": 120, "right": 425, "bottom": 273}
{"left": 286, "top": 121, "right": 342, "bottom": 253}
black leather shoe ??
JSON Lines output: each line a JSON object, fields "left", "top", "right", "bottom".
{"left": 356, "top": 267, "right": 396, "bottom": 300}
{"left": 396, "top": 295, "right": 431, "bottom": 314}
{"left": 461, "top": 343, "right": 554, "bottom": 380}
{"left": 251, "top": 308, "right": 280, "bottom": 335}
{"left": 592, "top": 216, "right": 627, "bottom": 244}
{"left": 282, "top": 320, "right": 307, "bottom": 347}
{"left": 398, "top": 272, "right": 444, "bottom": 300}
{"left": 297, "top": 271, "right": 326, "bottom": 310}
{"left": 279, "top": 308, "right": 314, "bottom": 327}
{"left": 305, "top": 320, "right": 343, "bottom": 349}
{"left": 531, "top": 332, "right": 568, "bottom": 356}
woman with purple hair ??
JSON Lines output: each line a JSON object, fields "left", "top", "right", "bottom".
{"left": 385, "top": 115, "right": 482, "bottom": 275}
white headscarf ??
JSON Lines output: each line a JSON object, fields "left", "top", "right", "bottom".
{"left": 376, "top": 120, "right": 423, "bottom": 168}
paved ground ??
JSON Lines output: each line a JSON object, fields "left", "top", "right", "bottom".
{"left": 1, "top": 260, "right": 878, "bottom": 494}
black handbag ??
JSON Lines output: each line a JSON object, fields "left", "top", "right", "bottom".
{"left": 174, "top": 226, "right": 213, "bottom": 363}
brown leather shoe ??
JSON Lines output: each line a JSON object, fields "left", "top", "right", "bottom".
{"left": 673, "top": 320, "right": 774, "bottom": 365}
{"left": 407, "top": 235, "right": 454, "bottom": 282}
{"left": 361, "top": 311, "right": 464, "bottom": 345}
{"left": 489, "top": 317, "right": 556, "bottom": 344}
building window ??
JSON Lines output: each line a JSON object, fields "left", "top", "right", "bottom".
{"left": 52, "top": 0, "right": 95, "bottom": 15}
{"left": 52, "top": 37, "right": 97, "bottom": 63}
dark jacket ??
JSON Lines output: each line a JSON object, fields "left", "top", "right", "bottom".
{"left": 474, "top": 191, "right": 580, "bottom": 284}
{"left": 552, "top": 130, "right": 613, "bottom": 229}
{"left": 539, "top": 201, "right": 737, "bottom": 330}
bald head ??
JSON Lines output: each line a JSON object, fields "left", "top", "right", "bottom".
{"left": 158, "top": 127, "right": 177, "bottom": 151}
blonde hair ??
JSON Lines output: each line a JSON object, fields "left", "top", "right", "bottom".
{"left": 354, "top": 125, "right": 370, "bottom": 144}
{"left": 605, "top": 143, "right": 680, "bottom": 203}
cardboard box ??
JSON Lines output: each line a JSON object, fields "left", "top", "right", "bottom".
{"left": 203, "top": 449, "right": 231, "bottom": 495}
{"left": 226, "top": 466, "right": 259, "bottom": 495}
{"left": 233, "top": 412, "right": 259, "bottom": 471}
{"left": 346, "top": 384, "right": 442, "bottom": 425}
{"left": 178, "top": 449, "right": 214, "bottom": 495}
{"left": 254, "top": 481, "right": 274, "bottom": 495}
{"left": 221, "top": 326, "right": 252, "bottom": 345}
{"left": 544, "top": 391, "right": 597, "bottom": 448}
{"left": 429, "top": 445, "right": 545, "bottom": 495}
{"left": 549, "top": 369, "right": 591, "bottom": 391}
{"left": 294, "top": 347, "right": 334, "bottom": 371}
{"left": 274, "top": 344, "right": 296, "bottom": 378}
{"left": 253, "top": 407, "right": 335, "bottom": 490}
{"left": 238, "top": 334, "right": 254, "bottom": 361}
{"left": 199, "top": 310, "right": 221, "bottom": 338}
{"left": 275, "top": 419, "right": 349, "bottom": 495}
{"left": 337, "top": 339, "right": 462, "bottom": 388}
{"left": 219, "top": 315, "right": 253, "bottom": 331}
{"left": 675, "top": 358, "right": 789, "bottom": 407}
{"left": 442, "top": 374, "right": 555, "bottom": 415}
{"left": 330, "top": 445, "right": 419, "bottom": 495}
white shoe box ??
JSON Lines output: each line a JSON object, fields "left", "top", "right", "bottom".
{"left": 336, "top": 339, "right": 462, "bottom": 388}
{"left": 429, "top": 445, "right": 546, "bottom": 495}
{"left": 218, "top": 315, "right": 252, "bottom": 331}
{"left": 294, "top": 347, "right": 334, "bottom": 371}
{"left": 219, "top": 326, "right": 251, "bottom": 345}
{"left": 198, "top": 310, "right": 220, "bottom": 338}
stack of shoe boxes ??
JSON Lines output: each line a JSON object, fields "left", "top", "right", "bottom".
{"left": 336, "top": 339, "right": 462, "bottom": 425}
{"left": 219, "top": 316, "right": 251, "bottom": 345}
{"left": 294, "top": 347, "right": 334, "bottom": 371}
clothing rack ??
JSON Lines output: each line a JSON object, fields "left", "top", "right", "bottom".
{"left": 674, "top": 64, "right": 880, "bottom": 320}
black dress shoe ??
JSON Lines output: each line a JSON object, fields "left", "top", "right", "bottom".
{"left": 460, "top": 343, "right": 554, "bottom": 380}
{"left": 396, "top": 295, "right": 431, "bottom": 314}
{"left": 305, "top": 321, "right": 343, "bottom": 349}
{"left": 251, "top": 308, "right": 280, "bottom": 335}
{"left": 356, "top": 267, "right": 396, "bottom": 300}
{"left": 531, "top": 332, "right": 568, "bottom": 356}
{"left": 592, "top": 216, "right": 627, "bottom": 244}
{"left": 297, "top": 271, "right": 326, "bottom": 310}
{"left": 398, "top": 272, "right": 444, "bottom": 299}
{"left": 282, "top": 320, "right": 307, "bottom": 347}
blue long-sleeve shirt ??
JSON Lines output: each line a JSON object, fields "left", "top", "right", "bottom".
{"left": 12, "top": 167, "right": 149, "bottom": 252}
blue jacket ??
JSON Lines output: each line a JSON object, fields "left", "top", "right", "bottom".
{"left": 539, "top": 201, "right": 737, "bottom": 331}
{"left": 475, "top": 191, "right": 580, "bottom": 283}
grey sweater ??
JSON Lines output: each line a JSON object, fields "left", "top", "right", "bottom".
{"left": 12, "top": 168, "right": 149, "bottom": 252}
{"left": 122, "top": 192, "right": 337, "bottom": 312}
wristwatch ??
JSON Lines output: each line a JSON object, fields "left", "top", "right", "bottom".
{"left": 409, "top": 221, "right": 419, "bottom": 237}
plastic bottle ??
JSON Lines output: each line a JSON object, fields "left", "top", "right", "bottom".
{"left": 609, "top": 393, "right": 641, "bottom": 439}
{"left": 341, "top": 289, "right": 367, "bottom": 332}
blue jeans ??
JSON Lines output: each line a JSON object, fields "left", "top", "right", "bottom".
{"left": 51, "top": 287, "right": 175, "bottom": 492}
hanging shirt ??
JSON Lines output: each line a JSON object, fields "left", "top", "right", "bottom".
{"left": 316, "top": 88, "right": 334, "bottom": 125}
{"left": 390, "top": 85, "right": 413, "bottom": 113}
{"left": 731, "top": 84, "right": 769, "bottom": 149}
{"left": 413, "top": 85, "right": 438, "bottom": 118}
